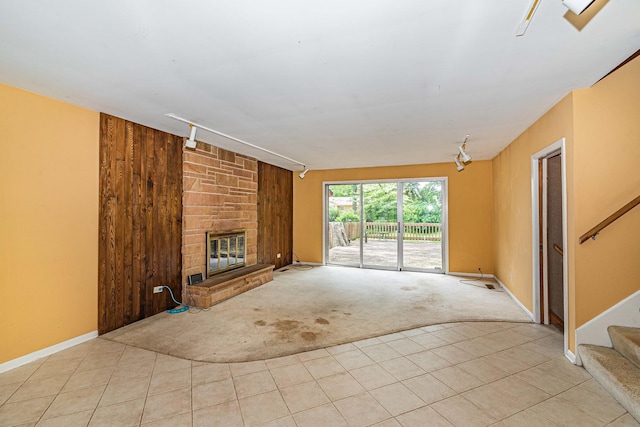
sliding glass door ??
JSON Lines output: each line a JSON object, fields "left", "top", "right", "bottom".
{"left": 326, "top": 179, "right": 446, "bottom": 273}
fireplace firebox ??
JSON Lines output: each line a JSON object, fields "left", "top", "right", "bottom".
{"left": 206, "top": 229, "right": 246, "bottom": 277}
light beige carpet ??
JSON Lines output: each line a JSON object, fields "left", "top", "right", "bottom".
{"left": 102, "top": 266, "right": 532, "bottom": 362}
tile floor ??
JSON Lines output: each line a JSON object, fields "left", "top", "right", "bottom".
{"left": 1, "top": 322, "right": 638, "bottom": 426}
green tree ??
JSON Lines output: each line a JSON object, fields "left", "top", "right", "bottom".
{"left": 403, "top": 182, "right": 442, "bottom": 223}
{"left": 336, "top": 210, "right": 360, "bottom": 222}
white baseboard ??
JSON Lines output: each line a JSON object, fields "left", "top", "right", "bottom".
{"left": 575, "top": 290, "right": 640, "bottom": 365}
{"left": 495, "top": 276, "right": 535, "bottom": 321}
{"left": 449, "top": 272, "right": 495, "bottom": 279}
{"left": 566, "top": 349, "right": 576, "bottom": 364}
{"left": 0, "top": 330, "right": 98, "bottom": 374}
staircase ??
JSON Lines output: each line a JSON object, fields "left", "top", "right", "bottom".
{"left": 579, "top": 326, "right": 640, "bottom": 422}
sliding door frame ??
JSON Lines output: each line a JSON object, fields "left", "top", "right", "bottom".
{"left": 323, "top": 177, "right": 448, "bottom": 273}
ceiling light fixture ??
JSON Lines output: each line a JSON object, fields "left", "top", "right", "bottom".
{"left": 299, "top": 167, "right": 310, "bottom": 179}
{"left": 185, "top": 124, "right": 197, "bottom": 149}
{"left": 454, "top": 134, "right": 472, "bottom": 172}
{"left": 165, "top": 113, "right": 307, "bottom": 170}
{"left": 562, "top": 0, "right": 596, "bottom": 15}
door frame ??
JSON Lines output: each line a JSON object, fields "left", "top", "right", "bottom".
{"left": 322, "top": 177, "right": 448, "bottom": 273}
{"left": 530, "top": 138, "right": 570, "bottom": 360}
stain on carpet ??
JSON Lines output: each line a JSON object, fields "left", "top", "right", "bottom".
{"left": 401, "top": 286, "right": 418, "bottom": 291}
{"left": 343, "top": 312, "right": 352, "bottom": 316}
{"left": 315, "top": 318, "right": 330, "bottom": 325}
{"left": 301, "top": 332, "right": 317, "bottom": 341}
{"left": 254, "top": 320, "right": 266, "bottom": 326}
{"left": 253, "top": 308, "right": 262, "bottom": 312}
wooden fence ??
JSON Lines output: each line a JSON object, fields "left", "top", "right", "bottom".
{"left": 329, "top": 222, "right": 441, "bottom": 248}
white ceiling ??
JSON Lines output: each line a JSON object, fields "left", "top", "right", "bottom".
{"left": 1, "top": 1, "right": 638, "bottom": 171}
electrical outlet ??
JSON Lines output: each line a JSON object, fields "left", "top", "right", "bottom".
{"left": 153, "top": 286, "right": 163, "bottom": 294}
{"left": 276, "top": 253, "right": 281, "bottom": 259}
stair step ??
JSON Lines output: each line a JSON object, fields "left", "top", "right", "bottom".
{"left": 579, "top": 344, "right": 640, "bottom": 423}
{"left": 610, "top": 326, "right": 640, "bottom": 369}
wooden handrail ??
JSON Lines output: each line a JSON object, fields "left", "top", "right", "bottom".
{"left": 579, "top": 195, "right": 640, "bottom": 244}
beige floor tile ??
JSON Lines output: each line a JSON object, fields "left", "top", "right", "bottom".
{"left": 238, "top": 389, "right": 289, "bottom": 426}
{"left": 41, "top": 385, "right": 105, "bottom": 420}
{"left": 334, "top": 392, "right": 392, "bottom": 427}
{"left": 371, "top": 418, "right": 402, "bottom": 427}
{"left": 431, "top": 366, "right": 484, "bottom": 393}
{"left": 193, "top": 400, "right": 243, "bottom": 427}
{"left": 110, "top": 360, "right": 154, "bottom": 383}
{"left": 400, "top": 328, "right": 426, "bottom": 337}
{"left": 90, "top": 339, "right": 126, "bottom": 355}
{"left": 395, "top": 405, "right": 454, "bottom": 426}
{"left": 479, "top": 350, "right": 531, "bottom": 374}
{"left": 519, "top": 337, "right": 564, "bottom": 359}
{"left": 489, "top": 375, "right": 550, "bottom": 408}
{"left": 527, "top": 396, "right": 602, "bottom": 427}
{"left": 148, "top": 367, "right": 191, "bottom": 396}
{"left": 449, "top": 324, "right": 487, "bottom": 339}
{"left": 327, "top": 343, "right": 358, "bottom": 355}
{"left": 233, "top": 370, "right": 277, "bottom": 399}
{"left": 378, "top": 332, "right": 406, "bottom": 343}
{"left": 89, "top": 397, "right": 144, "bottom": 426}
{"left": 379, "top": 357, "right": 425, "bottom": 381}
{"left": 462, "top": 384, "right": 525, "bottom": 420}
{"left": 297, "top": 348, "right": 330, "bottom": 362}
{"left": 192, "top": 363, "right": 231, "bottom": 385}
{"left": 557, "top": 379, "right": 626, "bottom": 424}
{"left": 353, "top": 337, "right": 383, "bottom": 349}
{"left": 493, "top": 408, "right": 562, "bottom": 427}
{"left": 431, "top": 395, "right": 497, "bottom": 427}
{"left": 349, "top": 364, "right": 397, "bottom": 390}
{"left": 429, "top": 329, "right": 468, "bottom": 344}
{"left": 0, "top": 364, "right": 40, "bottom": 387}
{"left": 191, "top": 378, "right": 237, "bottom": 410}
{"left": 333, "top": 349, "right": 376, "bottom": 371}
{"left": 46, "top": 344, "right": 93, "bottom": 362}
{"left": 265, "top": 354, "right": 300, "bottom": 369}
{"left": 118, "top": 347, "right": 156, "bottom": 365}
{"left": 385, "top": 338, "right": 425, "bottom": 356}
{"left": 317, "top": 372, "right": 365, "bottom": 401}
{"left": 369, "top": 382, "right": 425, "bottom": 416}
{"left": 406, "top": 350, "right": 450, "bottom": 372}
{"left": 535, "top": 357, "right": 591, "bottom": 386}
{"left": 76, "top": 352, "right": 121, "bottom": 373}
{"left": 152, "top": 354, "right": 191, "bottom": 374}
{"left": 516, "top": 365, "right": 576, "bottom": 395}
{"left": 608, "top": 413, "right": 640, "bottom": 427}
{"left": 31, "top": 358, "right": 83, "bottom": 380}
{"left": 361, "top": 343, "right": 402, "bottom": 363}
{"left": 456, "top": 358, "right": 510, "bottom": 383}
{"left": 0, "top": 382, "right": 21, "bottom": 405}
{"left": 8, "top": 374, "right": 69, "bottom": 403}
{"left": 230, "top": 360, "right": 268, "bottom": 377}
{"left": 255, "top": 415, "right": 297, "bottom": 426}
{"left": 303, "top": 356, "right": 345, "bottom": 379}
{"left": 34, "top": 409, "right": 93, "bottom": 427}
{"left": 0, "top": 396, "right": 55, "bottom": 427}
{"left": 410, "top": 333, "right": 448, "bottom": 350}
{"left": 431, "top": 344, "right": 475, "bottom": 364}
{"left": 484, "top": 330, "right": 531, "bottom": 348}
{"left": 142, "top": 412, "right": 192, "bottom": 427}
{"left": 293, "top": 403, "right": 349, "bottom": 427}
{"left": 62, "top": 367, "right": 115, "bottom": 393}
{"left": 421, "top": 324, "right": 451, "bottom": 333}
{"left": 281, "top": 381, "right": 330, "bottom": 413}
{"left": 141, "top": 387, "right": 191, "bottom": 424}
{"left": 99, "top": 376, "right": 150, "bottom": 407}
{"left": 270, "top": 363, "right": 313, "bottom": 388}
{"left": 510, "top": 324, "right": 556, "bottom": 340}
{"left": 452, "top": 337, "right": 496, "bottom": 358}
{"left": 402, "top": 373, "right": 456, "bottom": 404}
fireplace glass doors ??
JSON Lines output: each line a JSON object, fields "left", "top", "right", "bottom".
{"left": 206, "top": 230, "right": 246, "bottom": 277}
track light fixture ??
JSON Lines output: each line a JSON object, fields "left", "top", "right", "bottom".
{"left": 185, "top": 124, "right": 197, "bottom": 149}
{"left": 453, "top": 134, "right": 471, "bottom": 172}
{"left": 299, "top": 167, "right": 309, "bottom": 179}
{"left": 562, "top": 0, "right": 596, "bottom": 15}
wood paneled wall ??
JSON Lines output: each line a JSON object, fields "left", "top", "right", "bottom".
{"left": 98, "top": 113, "right": 182, "bottom": 334}
{"left": 257, "top": 162, "right": 293, "bottom": 269}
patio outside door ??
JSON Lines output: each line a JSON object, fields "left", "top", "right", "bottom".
{"left": 326, "top": 179, "right": 446, "bottom": 273}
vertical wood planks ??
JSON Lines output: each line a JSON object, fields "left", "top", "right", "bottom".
{"left": 257, "top": 162, "right": 293, "bottom": 269}
{"left": 98, "top": 114, "right": 183, "bottom": 334}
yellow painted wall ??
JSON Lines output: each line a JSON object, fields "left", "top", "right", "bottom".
{"left": 572, "top": 56, "right": 640, "bottom": 328}
{"left": 0, "top": 84, "right": 99, "bottom": 364}
{"left": 293, "top": 161, "right": 494, "bottom": 274}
